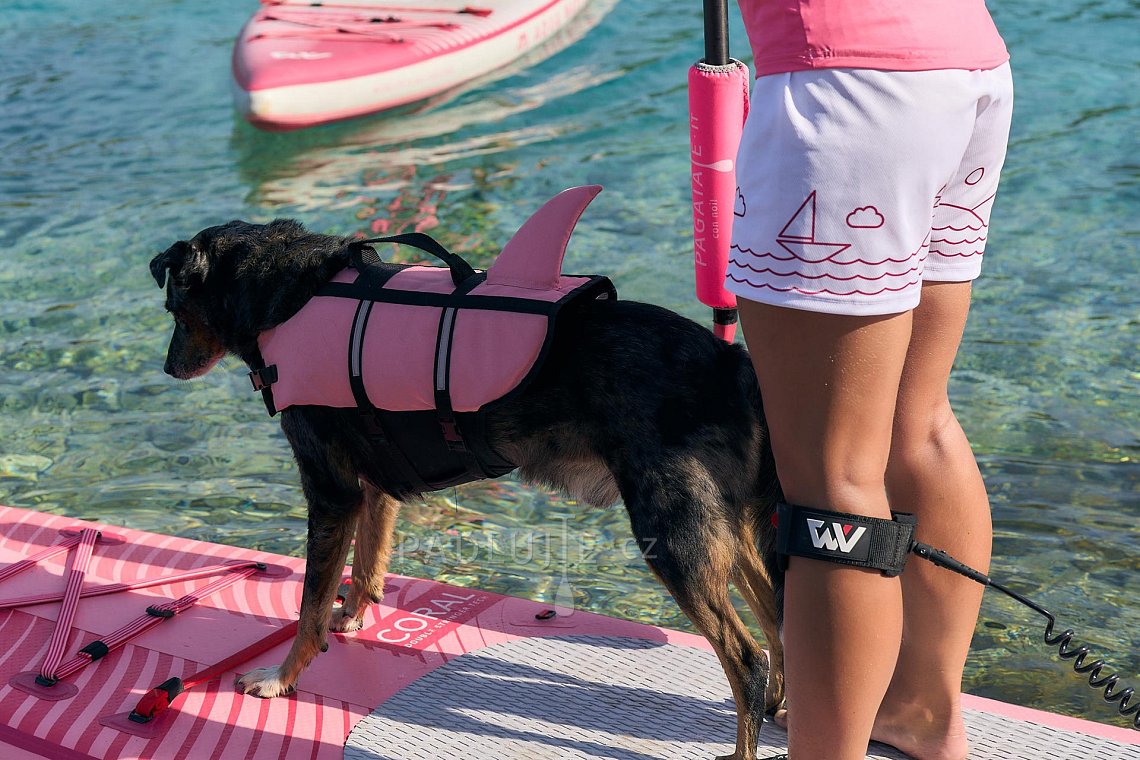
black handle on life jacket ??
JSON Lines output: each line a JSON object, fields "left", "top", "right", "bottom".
{"left": 355, "top": 233, "right": 478, "bottom": 287}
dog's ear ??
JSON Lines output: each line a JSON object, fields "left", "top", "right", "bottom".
{"left": 150, "top": 240, "right": 210, "bottom": 289}
{"left": 150, "top": 241, "right": 189, "bottom": 288}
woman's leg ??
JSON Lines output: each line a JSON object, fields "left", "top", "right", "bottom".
{"left": 873, "top": 280, "right": 990, "bottom": 760}
{"left": 738, "top": 298, "right": 913, "bottom": 760}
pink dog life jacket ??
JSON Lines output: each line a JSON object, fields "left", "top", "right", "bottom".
{"left": 249, "top": 186, "right": 616, "bottom": 494}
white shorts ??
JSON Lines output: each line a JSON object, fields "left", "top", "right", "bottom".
{"left": 726, "top": 63, "right": 1014, "bottom": 316}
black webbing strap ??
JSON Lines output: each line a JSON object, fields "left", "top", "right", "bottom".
{"left": 248, "top": 349, "right": 279, "bottom": 416}
{"left": 431, "top": 276, "right": 487, "bottom": 477}
{"left": 345, "top": 288, "right": 431, "bottom": 494}
{"left": 316, "top": 282, "right": 559, "bottom": 314}
{"left": 356, "top": 233, "right": 477, "bottom": 287}
{"left": 775, "top": 502, "right": 917, "bottom": 577}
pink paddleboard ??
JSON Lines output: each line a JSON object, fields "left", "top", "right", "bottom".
{"left": 0, "top": 504, "right": 1136, "bottom": 759}
{"left": 232, "top": 0, "right": 592, "bottom": 130}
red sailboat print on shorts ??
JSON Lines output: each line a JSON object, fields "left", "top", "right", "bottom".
{"left": 727, "top": 189, "right": 924, "bottom": 301}
{"left": 775, "top": 191, "right": 853, "bottom": 262}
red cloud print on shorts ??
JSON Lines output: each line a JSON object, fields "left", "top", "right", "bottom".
{"left": 846, "top": 206, "right": 885, "bottom": 229}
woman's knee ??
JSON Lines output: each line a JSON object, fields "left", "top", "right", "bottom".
{"left": 889, "top": 398, "right": 962, "bottom": 458}
{"left": 887, "top": 402, "right": 972, "bottom": 484}
{"left": 777, "top": 451, "right": 894, "bottom": 519}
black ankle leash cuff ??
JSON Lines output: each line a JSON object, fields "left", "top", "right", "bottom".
{"left": 774, "top": 502, "right": 917, "bottom": 576}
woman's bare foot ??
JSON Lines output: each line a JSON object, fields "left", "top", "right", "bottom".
{"left": 870, "top": 699, "right": 969, "bottom": 760}
{"left": 771, "top": 701, "right": 969, "bottom": 760}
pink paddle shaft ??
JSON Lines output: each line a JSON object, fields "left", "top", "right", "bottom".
{"left": 689, "top": 58, "right": 749, "bottom": 342}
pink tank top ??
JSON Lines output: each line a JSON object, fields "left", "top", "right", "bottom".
{"left": 740, "top": 0, "right": 1009, "bottom": 77}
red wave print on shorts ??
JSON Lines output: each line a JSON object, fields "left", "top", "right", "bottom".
{"left": 928, "top": 249, "right": 984, "bottom": 258}
{"left": 726, "top": 272, "right": 923, "bottom": 297}
{"left": 730, "top": 235, "right": 929, "bottom": 268}
{"left": 729, "top": 256, "right": 923, "bottom": 282}
{"left": 929, "top": 236, "right": 987, "bottom": 245}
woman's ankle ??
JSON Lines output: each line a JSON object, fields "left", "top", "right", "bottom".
{"left": 872, "top": 694, "right": 970, "bottom": 760}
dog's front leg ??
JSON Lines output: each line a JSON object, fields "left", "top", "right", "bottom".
{"left": 332, "top": 483, "right": 400, "bottom": 633}
{"left": 237, "top": 497, "right": 360, "bottom": 698}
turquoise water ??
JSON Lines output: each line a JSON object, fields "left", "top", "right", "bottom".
{"left": 2, "top": 0, "right": 1137, "bottom": 728}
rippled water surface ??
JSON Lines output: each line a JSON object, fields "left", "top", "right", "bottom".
{"left": 1, "top": 0, "right": 1137, "bottom": 729}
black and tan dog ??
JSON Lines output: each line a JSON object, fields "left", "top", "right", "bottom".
{"left": 150, "top": 217, "right": 785, "bottom": 760}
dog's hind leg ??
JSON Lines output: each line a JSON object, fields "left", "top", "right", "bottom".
{"left": 332, "top": 483, "right": 400, "bottom": 633}
{"left": 621, "top": 464, "right": 768, "bottom": 760}
{"left": 733, "top": 524, "right": 785, "bottom": 713}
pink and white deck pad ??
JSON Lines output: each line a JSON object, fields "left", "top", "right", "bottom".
{"left": 0, "top": 505, "right": 1135, "bottom": 759}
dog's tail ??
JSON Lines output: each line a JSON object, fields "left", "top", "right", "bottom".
{"left": 727, "top": 340, "right": 784, "bottom": 628}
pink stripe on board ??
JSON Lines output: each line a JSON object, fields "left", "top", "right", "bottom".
{"left": 39, "top": 638, "right": 136, "bottom": 748}
{"left": 0, "top": 562, "right": 261, "bottom": 611}
{"left": 74, "top": 648, "right": 173, "bottom": 750}
{"left": 201, "top": 688, "right": 247, "bottom": 760}
{"left": 243, "top": 695, "right": 275, "bottom": 760}
{"left": 100, "top": 731, "right": 134, "bottom": 760}
{"left": 306, "top": 694, "right": 325, "bottom": 760}
{"left": 4, "top": 620, "right": 54, "bottom": 730}
{"left": 0, "top": 509, "right": 42, "bottom": 553}
{"left": 172, "top": 681, "right": 222, "bottom": 760}
{"left": 341, "top": 700, "right": 357, "bottom": 754}
{"left": 0, "top": 723, "right": 98, "bottom": 760}
{"left": 221, "top": 688, "right": 267, "bottom": 760}
{"left": 0, "top": 535, "right": 78, "bottom": 585}
{"left": 277, "top": 688, "right": 300, "bottom": 760}
{"left": 961, "top": 692, "right": 1140, "bottom": 745}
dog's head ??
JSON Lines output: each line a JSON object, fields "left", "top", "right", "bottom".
{"left": 150, "top": 219, "right": 354, "bottom": 379}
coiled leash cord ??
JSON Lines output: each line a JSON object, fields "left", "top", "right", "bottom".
{"left": 912, "top": 541, "right": 1139, "bottom": 730}
{"left": 775, "top": 502, "right": 1138, "bottom": 729}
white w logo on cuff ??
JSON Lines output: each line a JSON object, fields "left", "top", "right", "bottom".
{"left": 806, "top": 518, "right": 867, "bottom": 554}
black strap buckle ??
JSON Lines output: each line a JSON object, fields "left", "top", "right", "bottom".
{"left": 440, "top": 419, "right": 468, "bottom": 452}
{"left": 146, "top": 605, "right": 176, "bottom": 618}
{"left": 79, "top": 640, "right": 110, "bottom": 661}
{"left": 248, "top": 365, "right": 278, "bottom": 392}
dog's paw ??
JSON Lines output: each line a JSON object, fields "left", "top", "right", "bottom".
{"left": 235, "top": 666, "right": 297, "bottom": 698}
{"left": 329, "top": 609, "right": 365, "bottom": 633}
